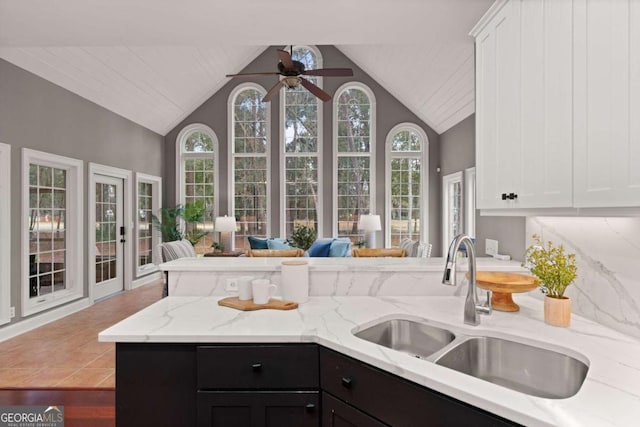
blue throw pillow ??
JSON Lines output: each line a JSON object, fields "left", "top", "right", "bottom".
{"left": 266, "top": 239, "right": 292, "bottom": 249}
{"left": 308, "top": 238, "right": 333, "bottom": 257}
{"left": 248, "top": 236, "right": 269, "bottom": 249}
{"left": 329, "top": 238, "right": 352, "bottom": 257}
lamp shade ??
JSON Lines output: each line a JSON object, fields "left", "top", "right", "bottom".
{"left": 358, "top": 214, "right": 381, "bottom": 231}
{"left": 215, "top": 215, "right": 237, "bottom": 232}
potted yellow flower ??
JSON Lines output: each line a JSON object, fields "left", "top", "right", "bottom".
{"left": 523, "top": 234, "right": 578, "bottom": 327}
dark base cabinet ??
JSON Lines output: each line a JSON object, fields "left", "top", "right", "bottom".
{"left": 116, "top": 343, "right": 520, "bottom": 427}
{"left": 322, "top": 392, "right": 388, "bottom": 427}
{"left": 197, "top": 391, "right": 319, "bottom": 427}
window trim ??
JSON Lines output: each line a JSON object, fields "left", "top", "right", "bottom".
{"left": 135, "top": 173, "right": 162, "bottom": 276}
{"left": 228, "top": 82, "right": 271, "bottom": 245}
{"left": 0, "top": 142, "right": 10, "bottom": 325}
{"left": 465, "top": 167, "right": 477, "bottom": 238}
{"left": 384, "top": 122, "right": 430, "bottom": 247}
{"left": 442, "top": 171, "right": 464, "bottom": 253}
{"left": 21, "top": 148, "right": 84, "bottom": 317}
{"left": 332, "top": 82, "right": 377, "bottom": 238}
{"left": 279, "top": 45, "right": 324, "bottom": 238}
{"left": 175, "top": 123, "right": 219, "bottom": 211}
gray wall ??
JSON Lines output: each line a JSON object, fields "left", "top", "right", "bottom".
{"left": 0, "top": 59, "right": 164, "bottom": 324}
{"left": 164, "top": 46, "right": 443, "bottom": 254}
{"left": 439, "top": 114, "right": 526, "bottom": 259}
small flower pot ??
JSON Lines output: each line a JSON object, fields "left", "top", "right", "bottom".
{"left": 544, "top": 295, "right": 571, "bottom": 327}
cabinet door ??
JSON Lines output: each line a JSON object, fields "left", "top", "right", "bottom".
{"left": 573, "top": 0, "right": 640, "bottom": 207}
{"left": 519, "top": 0, "right": 573, "bottom": 208}
{"left": 197, "top": 391, "right": 319, "bottom": 427}
{"left": 322, "top": 392, "right": 388, "bottom": 427}
{"left": 475, "top": 0, "right": 522, "bottom": 209}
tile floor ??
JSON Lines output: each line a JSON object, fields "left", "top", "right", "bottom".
{"left": 0, "top": 279, "right": 162, "bottom": 388}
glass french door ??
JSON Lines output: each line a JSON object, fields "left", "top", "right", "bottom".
{"left": 442, "top": 172, "right": 464, "bottom": 254}
{"left": 94, "top": 175, "right": 124, "bottom": 300}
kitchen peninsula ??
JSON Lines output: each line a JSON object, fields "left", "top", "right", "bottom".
{"left": 100, "top": 292, "right": 640, "bottom": 426}
{"left": 160, "top": 256, "right": 526, "bottom": 297}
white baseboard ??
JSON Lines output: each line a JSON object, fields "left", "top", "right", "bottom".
{"left": 0, "top": 298, "right": 91, "bottom": 343}
{"left": 130, "top": 271, "right": 162, "bottom": 290}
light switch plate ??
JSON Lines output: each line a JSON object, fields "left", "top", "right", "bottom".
{"left": 486, "top": 239, "right": 499, "bottom": 257}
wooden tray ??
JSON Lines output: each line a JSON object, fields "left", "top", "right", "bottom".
{"left": 218, "top": 296, "right": 298, "bottom": 311}
{"left": 471, "top": 272, "right": 539, "bottom": 312}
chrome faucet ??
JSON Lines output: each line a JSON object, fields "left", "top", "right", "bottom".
{"left": 442, "top": 234, "right": 491, "bottom": 326}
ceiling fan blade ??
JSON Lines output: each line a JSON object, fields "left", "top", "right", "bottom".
{"left": 303, "top": 68, "right": 354, "bottom": 77}
{"left": 226, "top": 72, "right": 280, "bottom": 77}
{"left": 262, "top": 80, "right": 286, "bottom": 102}
{"left": 277, "top": 49, "right": 295, "bottom": 70}
{"left": 300, "top": 78, "right": 332, "bottom": 102}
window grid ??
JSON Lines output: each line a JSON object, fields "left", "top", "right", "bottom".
{"left": 179, "top": 128, "right": 216, "bottom": 253}
{"left": 28, "top": 164, "right": 67, "bottom": 299}
{"left": 335, "top": 86, "right": 373, "bottom": 241}
{"left": 95, "top": 182, "right": 117, "bottom": 284}
{"left": 232, "top": 88, "right": 268, "bottom": 250}
{"left": 137, "top": 182, "right": 153, "bottom": 268}
{"left": 283, "top": 46, "right": 321, "bottom": 238}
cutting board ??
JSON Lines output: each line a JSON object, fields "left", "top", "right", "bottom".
{"left": 218, "top": 296, "right": 298, "bottom": 311}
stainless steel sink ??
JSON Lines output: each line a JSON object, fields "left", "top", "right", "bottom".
{"left": 435, "top": 336, "right": 589, "bottom": 399}
{"left": 354, "top": 318, "right": 456, "bottom": 359}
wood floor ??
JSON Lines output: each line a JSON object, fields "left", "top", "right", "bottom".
{"left": 0, "top": 280, "right": 163, "bottom": 426}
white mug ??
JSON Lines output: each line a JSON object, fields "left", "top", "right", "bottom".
{"left": 252, "top": 279, "right": 277, "bottom": 305}
{"left": 237, "top": 276, "right": 255, "bottom": 301}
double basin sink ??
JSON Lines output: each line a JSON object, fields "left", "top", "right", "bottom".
{"left": 354, "top": 318, "right": 589, "bottom": 399}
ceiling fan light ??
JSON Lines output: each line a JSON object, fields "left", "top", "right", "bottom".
{"left": 282, "top": 76, "right": 301, "bottom": 89}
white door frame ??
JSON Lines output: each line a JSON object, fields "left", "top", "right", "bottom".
{"left": 0, "top": 143, "right": 11, "bottom": 325}
{"left": 442, "top": 171, "right": 464, "bottom": 253}
{"left": 88, "top": 163, "right": 133, "bottom": 302}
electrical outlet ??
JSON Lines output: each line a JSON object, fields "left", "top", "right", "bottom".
{"left": 485, "top": 239, "right": 499, "bottom": 257}
{"left": 10, "top": 306, "right": 15, "bottom": 318}
{"left": 225, "top": 278, "right": 239, "bottom": 292}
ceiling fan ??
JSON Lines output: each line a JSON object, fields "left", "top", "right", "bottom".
{"left": 225, "top": 48, "right": 354, "bottom": 102}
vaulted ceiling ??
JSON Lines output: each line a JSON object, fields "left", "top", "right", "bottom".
{"left": 0, "top": 0, "right": 493, "bottom": 136}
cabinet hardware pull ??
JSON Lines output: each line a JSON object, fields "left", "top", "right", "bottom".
{"left": 508, "top": 192, "right": 518, "bottom": 200}
{"left": 341, "top": 377, "right": 353, "bottom": 388}
{"left": 305, "top": 403, "right": 316, "bottom": 411}
{"left": 251, "top": 363, "right": 262, "bottom": 371}
{"left": 501, "top": 193, "right": 507, "bottom": 200}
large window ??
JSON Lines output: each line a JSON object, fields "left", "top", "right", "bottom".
{"left": 385, "top": 124, "right": 429, "bottom": 247}
{"left": 442, "top": 171, "right": 464, "bottom": 252}
{"left": 22, "top": 149, "right": 83, "bottom": 316}
{"left": 333, "top": 83, "right": 375, "bottom": 240}
{"left": 176, "top": 124, "right": 217, "bottom": 252}
{"left": 281, "top": 46, "right": 322, "bottom": 238}
{"left": 136, "top": 173, "right": 162, "bottom": 275}
{"left": 230, "top": 84, "right": 270, "bottom": 250}
{"left": 0, "top": 143, "right": 10, "bottom": 325}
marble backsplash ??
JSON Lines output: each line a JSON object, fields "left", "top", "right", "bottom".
{"left": 526, "top": 217, "right": 640, "bottom": 339}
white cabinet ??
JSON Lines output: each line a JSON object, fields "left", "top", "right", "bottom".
{"left": 472, "top": 0, "right": 573, "bottom": 210}
{"left": 472, "top": 0, "right": 639, "bottom": 212}
{"left": 573, "top": 0, "right": 640, "bottom": 207}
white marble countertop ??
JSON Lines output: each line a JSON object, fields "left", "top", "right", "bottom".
{"left": 160, "top": 256, "right": 526, "bottom": 272}
{"left": 99, "top": 295, "right": 640, "bottom": 426}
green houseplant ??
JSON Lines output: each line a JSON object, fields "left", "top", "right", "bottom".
{"left": 523, "top": 234, "right": 578, "bottom": 326}
{"left": 286, "top": 225, "right": 317, "bottom": 251}
{"left": 152, "top": 200, "right": 208, "bottom": 245}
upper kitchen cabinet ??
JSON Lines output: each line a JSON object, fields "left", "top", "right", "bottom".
{"left": 472, "top": 0, "right": 639, "bottom": 212}
{"left": 573, "top": 0, "right": 640, "bottom": 207}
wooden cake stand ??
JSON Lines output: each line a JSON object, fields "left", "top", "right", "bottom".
{"left": 473, "top": 272, "right": 539, "bottom": 312}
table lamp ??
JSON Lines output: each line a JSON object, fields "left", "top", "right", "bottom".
{"left": 358, "top": 214, "right": 381, "bottom": 248}
{"left": 215, "top": 215, "right": 237, "bottom": 252}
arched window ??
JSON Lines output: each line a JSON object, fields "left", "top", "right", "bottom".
{"left": 385, "top": 123, "right": 429, "bottom": 247}
{"left": 229, "top": 84, "right": 270, "bottom": 250}
{"left": 176, "top": 124, "right": 217, "bottom": 252}
{"left": 333, "top": 83, "right": 376, "bottom": 241}
{"left": 281, "top": 46, "right": 322, "bottom": 238}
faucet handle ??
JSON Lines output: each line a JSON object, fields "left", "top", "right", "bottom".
{"left": 477, "top": 290, "right": 492, "bottom": 315}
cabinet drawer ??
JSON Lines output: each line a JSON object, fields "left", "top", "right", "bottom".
{"left": 320, "top": 347, "right": 518, "bottom": 427}
{"left": 198, "top": 344, "right": 319, "bottom": 390}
